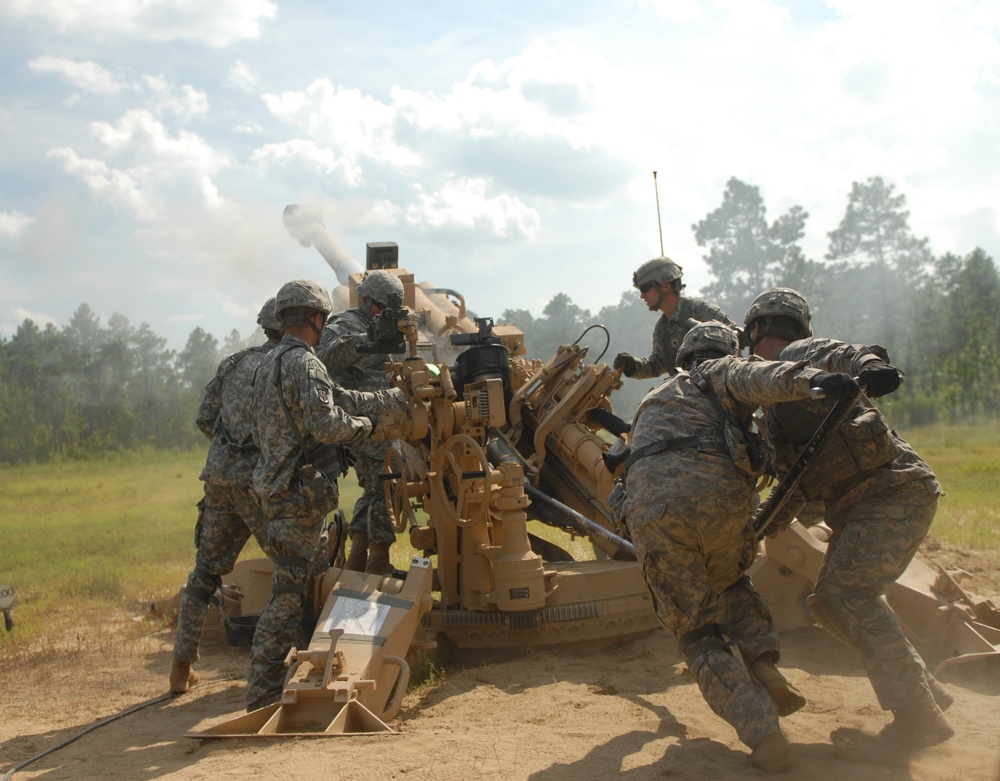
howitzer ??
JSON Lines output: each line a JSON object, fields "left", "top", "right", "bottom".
{"left": 172, "top": 210, "right": 1000, "bottom": 740}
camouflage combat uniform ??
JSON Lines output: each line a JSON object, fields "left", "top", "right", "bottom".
{"left": 629, "top": 298, "right": 737, "bottom": 379}
{"left": 245, "top": 333, "right": 395, "bottom": 712}
{"left": 623, "top": 354, "right": 821, "bottom": 750}
{"left": 172, "top": 343, "right": 274, "bottom": 669}
{"left": 316, "top": 307, "right": 398, "bottom": 547}
{"left": 764, "top": 337, "right": 944, "bottom": 712}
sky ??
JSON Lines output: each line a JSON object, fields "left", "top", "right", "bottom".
{"left": 1, "top": 0, "right": 998, "bottom": 351}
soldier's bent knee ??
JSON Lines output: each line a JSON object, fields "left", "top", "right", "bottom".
{"left": 185, "top": 568, "right": 222, "bottom": 603}
{"left": 680, "top": 624, "right": 731, "bottom": 668}
{"left": 806, "top": 586, "right": 874, "bottom": 646}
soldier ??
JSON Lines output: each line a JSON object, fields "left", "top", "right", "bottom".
{"left": 315, "top": 270, "right": 404, "bottom": 575}
{"left": 622, "top": 320, "right": 859, "bottom": 772}
{"left": 169, "top": 298, "right": 283, "bottom": 694}
{"left": 246, "top": 279, "right": 401, "bottom": 712}
{"left": 614, "top": 256, "right": 737, "bottom": 379}
{"left": 743, "top": 287, "right": 954, "bottom": 750}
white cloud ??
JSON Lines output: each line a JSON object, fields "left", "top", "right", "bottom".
{"left": 49, "top": 109, "right": 230, "bottom": 221}
{"left": 27, "top": 56, "right": 125, "bottom": 95}
{"left": 3, "top": 307, "right": 59, "bottom": 333}
{"left": 643, "top": 0, "right": 704, "bottom": 23}
{"left": 2, "top": 0, "right": 276, "bottom": 47}
{"left": 263, "top": 80, "right": 423, "bottom": 170}
{"left": 47, "top": 148, "right": 158, "bottom": 221}
{"left": 236, "top": 120, "right": 265, "bottom": 135}
{"left": 143, "top": 76, "right": 209, "bottom": 121}
{"left": 0, "top": 210, "right": 35, "bottom": 239}
{"left": 228, "top": 60, "right": 257, "bottom": 92}
{"left": 252, "top": 138, "right": 363, "bottom": 186}
{"left": 391, "top": 40, "right": 607, "bottom": 148}
{"left": 404, "top": 179, "right": 541, "bottom": 239}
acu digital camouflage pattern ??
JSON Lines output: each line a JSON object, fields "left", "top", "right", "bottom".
{"left": 173, "top": 344, "right": 274, "bottom": 667}
{"left": 623, "top": 354, "right": 822, "bottom": 748}
{"left": 316, "top": 307, "right": 399, "bottom": 545}
{"left": 246, "top": 333, "right": 400, "bottom": 711}
{"left": 628, "top": 297, "right": 738, "bottom": 379}
{"left": 765, "top": 336, "right": 944, "bottom": 712}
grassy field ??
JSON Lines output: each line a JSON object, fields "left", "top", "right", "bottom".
{"left": 0, "top": 421, "right": 997, "bottom": 657}
{"left": 903, "top": 423, "right": 1000, "bottom": 550}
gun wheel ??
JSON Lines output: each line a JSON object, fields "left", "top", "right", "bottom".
{"left": 383, "top": 447, "right": 417, "bottom": 534}
{"left": 432, "top": 434, "right": 491, "bottom": 528}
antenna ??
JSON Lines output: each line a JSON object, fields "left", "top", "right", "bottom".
{"left": 653, "top": 171, "right": 664, "bottom": 255}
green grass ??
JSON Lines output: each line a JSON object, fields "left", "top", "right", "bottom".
{"left": 0, "top": 422, "right": 997, "bottom": 658}
{"left": 0, "top": 448, "right": 361, "bottom": 657}
{"left": 904, "top": 422, "right": 1000, "bottom": 550}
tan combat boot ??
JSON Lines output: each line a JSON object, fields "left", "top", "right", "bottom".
{"left": 169, "top": 660, "right": 200, "bottom": 694}
{"left": 751, "top": 731, "right": 794, "bottom": 773}
{"left": 345, "top": 532, "right": 368, "bottom": 572}
{"left": 879, "top": 699, "right": 955, "bottom": 749}
{"left": 926, "top": 676, "right": 955, "bottom": 711}
{"left": 749, "top": 658, "right": 807, "bottom": 717}
{"left": 365, "top": 542, "right": 393, "bottom": 576}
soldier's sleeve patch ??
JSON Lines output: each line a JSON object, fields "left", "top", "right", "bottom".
{"left": 317, "top": 383, "right": 331, "bottom": 405}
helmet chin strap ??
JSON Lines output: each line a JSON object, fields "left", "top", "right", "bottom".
{"left": 748, "top": 319, "right": 766, "bottom": 352}
{"left": 306, "top": 312, "right": 326, "bottom": 339}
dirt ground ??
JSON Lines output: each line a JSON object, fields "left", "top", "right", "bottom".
{"left": 2, "top": 543, "right": 999, "bottom": 781}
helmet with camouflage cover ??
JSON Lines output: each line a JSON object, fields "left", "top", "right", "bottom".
{"left": 676, "top": 320, "right": 740, "bottom": 369}
{"left": 357, "top": 270, "right": 404, "bottom": 307}
{"left": 274, "top": 279, "right": 332, "bottom": 327}
{"left": 256, "top": 297, "right": 282, "bottom": 333}
{"left": 633, "top": 256, "right": 683, "bottom": 289}
{"left": 743, "top": 287, "right": 812, "bottom": 341}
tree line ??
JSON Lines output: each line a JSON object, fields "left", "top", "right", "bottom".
{"left": 1, "top": 175, "right": 996, "bottom": 465}
{"left": 0, "top": 309, "right": 256, "bottom": 464}
{"left": 508, "top": 176, "right": 998, "bottom": 425}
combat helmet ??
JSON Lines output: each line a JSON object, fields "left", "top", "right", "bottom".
{"left": 274, "top": 279, "right": 333, "bottom": 328}
{"left": 633, "top": 256, "right": 683, "bottom": 289}
{"left": 357, "top": 270, "right": 404, "bottom": 307}
{"left": 676, "top": 320, "right": 740, "bottom": 369}
{"left": 256, "top": 297, "right": 282, "bottom": 333}
{"left": 743, "top": 287, "right": 812, "bottom": 343}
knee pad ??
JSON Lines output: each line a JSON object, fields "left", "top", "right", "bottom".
{"left": 680, "top": 624, "right": 731, "bottom": 669}
{"left": 272, "top": 555, "right": 310, "bottom": 595}
{"left": 185, "top": 568, "right": 222, "bottom": 603}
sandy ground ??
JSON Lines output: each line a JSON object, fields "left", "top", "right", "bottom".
{"left": 2, "top": 594, "right": 999, "bottom": 781}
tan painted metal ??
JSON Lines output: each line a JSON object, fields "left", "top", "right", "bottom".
{"left": 188, "top": 559, "right": 434, "bottom": 737}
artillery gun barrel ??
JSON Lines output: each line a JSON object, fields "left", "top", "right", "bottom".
{"left": 524, "top": 484, "right": 635, "bottom": 558}
{"left": 282, "top": 204, "right": 363, "bottom": 285}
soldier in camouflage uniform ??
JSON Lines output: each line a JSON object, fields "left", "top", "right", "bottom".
{"left": 622, "top": 320, "right": 860, "bottom": 772}
{"left": 169, "top": 298, "right": 283, "bottom": 694}
{"left": 744, "top": 287, "right": 955, "bottom": 750}
{"left": 614, "top": 257, "right": 737, "bottom": 379}
{"left": 246, "top": 279, "right": 403, "bottom": 712}
{"left": 170, "top": 298, "right": 281, "bottom": 694}
{"left": 315, "top": 270, "right": 404, "bottom": 575}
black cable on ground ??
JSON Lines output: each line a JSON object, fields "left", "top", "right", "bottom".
{"left": 1, "top": 677, "right": 235, "bottom": 781}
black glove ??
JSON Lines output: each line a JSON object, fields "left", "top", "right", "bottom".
{"left": 860, "top": 364, "right": 902, "bottom": 398}
{"left": 613, "top": 352, "right": 636, "bottom": 376}
{"left": 811, "top": 372, "right": 860, "bottom": 401}
{"left": 362, "top": 414, "right": 377, "bottom": 435}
